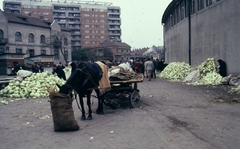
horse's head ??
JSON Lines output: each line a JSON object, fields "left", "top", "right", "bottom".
{"left": 57, "top": 84, "right": 72, "bottom": 95}
{"left": 61, "top": 62, "right": 89, "bottom": 92}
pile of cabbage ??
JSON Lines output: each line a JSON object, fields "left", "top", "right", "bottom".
{"left": 188, "top": 58, "right": 222, "bottom": 85}
{"left": 159, "top": 58, "right": 223, "bottom": 85}
{"left": 159, "top": 62, "right": 191, "bottom": 81}
{"left": 0, "top": 72, "right": 65, "bottom": 99}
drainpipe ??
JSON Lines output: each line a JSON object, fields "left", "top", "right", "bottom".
{"left": 188, "top": 0, "right": 192, "bottom": 66}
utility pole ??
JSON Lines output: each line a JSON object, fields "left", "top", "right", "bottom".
{"left": 188, "top": 0, "right": 192, "bottom": 66}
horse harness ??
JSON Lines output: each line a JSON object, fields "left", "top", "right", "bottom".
{"left": 76, "top": 66, "right": 99, "bottom": 90}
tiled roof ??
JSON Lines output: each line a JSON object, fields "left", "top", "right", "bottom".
{"left": 99, "top": 40, "right": 131, "bottom": 48}
{"left": 2, "top": 11, "right": 50, "bottom": 28}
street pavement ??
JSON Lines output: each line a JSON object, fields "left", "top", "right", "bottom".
{"left": 0, "top": 77, "right": 240, "bottom": 149}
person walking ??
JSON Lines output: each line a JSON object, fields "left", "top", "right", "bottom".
{"left": 134, "top": 59, "right": 142, "bottom": 73}
{"left": 144, "top": 58, "right": 154, "bottom": 81}
{"left": 151, "top": 57, "right": 156, "bottom": 79}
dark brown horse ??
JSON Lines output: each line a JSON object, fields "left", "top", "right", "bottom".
{"left": 57, "top": 62, "right": 104, "bottom": 120}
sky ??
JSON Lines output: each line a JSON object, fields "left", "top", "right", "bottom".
{"left": 0, "top": 0, "right": 172, "bottom": 49}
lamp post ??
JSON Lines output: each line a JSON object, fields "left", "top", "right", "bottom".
{"left": 132, "top": 47, "right": 135, "bottom": 61}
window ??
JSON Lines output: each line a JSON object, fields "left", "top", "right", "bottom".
{"left": 85, "top": 25, "right": 90, "bottom": 28}
{"left": 206, "top": 0, "right": 213, "bottom": 7}
{"left": 197, "top": 0, "right": 204, "bottom": 11}
{"left": 43, "top": 12, "right": 49, "bottom": 15}
{"left": 24, "top": 11, "right": 30, "bottom": 14}
{"left": 28, "top": 49, "right": 34, "bottom": 57}
{"left": 5, "top": 47, "right": 9, "bottom": 53}
{"left": 0, "top": 30, "right": 3, "bottom": 39}
{"left": 0, "top": 47, "right": 4, "bottom": 54}
{"left": 41, "top": 49, "right": 46, "bottom": 55}
{"left": 180, "top": 0, "right": 185, "bottom": 20}
{"left": 15, "top": 32, "right": 22, "bottom": 41}
{"left": 28, "top": 33, "right": 34, "bottom": 43}
{"left": 54, "top": 48, "right": 59, "bottom": 59}
{"left": 16, "top": 48, "right": 22, "bottom": 53}
{"left": 40, "top": 35, "right": 45, "bottom": 43}
{"left": 23, "top": 5, "right": 30, "bottom": 8}
{"left": 64, "top": 51, "right": 68, "bottom": 60}
{"left": 64, "top": 38, "right": 68, "bottom": 45}
{"left": 191, "top": 0, "right": 196, "bottom": 14}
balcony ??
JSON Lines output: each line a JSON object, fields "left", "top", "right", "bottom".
{"left": 108, "top": 8, "right": 120, "bottom": 14}
{"left": 109, "top": 32, "right": 121, "bottom": 36}
{"left": 69, "top": 26, "right": 80, "bottom": 30}
{"left": 109, "top": 27, "right": 121, "bottom": 30}
{"left": 71, "top": 42, "right": 81, "bottom": 46}
{"left": 109, "top": 21, "right": 121, "bottom": 25}
{"left": 0, "top": 38, "right": 8, "bottom": 45}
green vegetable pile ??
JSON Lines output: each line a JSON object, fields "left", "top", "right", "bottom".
{"left": 189, "top": 71, "right": 222, "bottom": 85}
{"left": 198, "top": 58, "right": 217, "bottom": 79}
{"left": 159, "top": 58, "right": 223, "bottom": 85}
{"left": 0, "top": 72, "right": 65, "bottom": 99}
{"left": 159, "top": 62, "right": 191, "bottom": 81}
{"left": 187, "top": 58, "right": 222, "bottom": 85}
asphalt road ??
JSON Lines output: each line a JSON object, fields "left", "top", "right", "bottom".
{"left": 0, "top": 77, "right": 240, "bottom": 149}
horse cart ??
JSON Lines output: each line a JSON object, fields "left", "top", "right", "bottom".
{"left": 103, "top": 73, "right": 144, "bottom": 109}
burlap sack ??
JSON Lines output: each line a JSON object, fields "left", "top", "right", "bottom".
{"left": 49, "top": 92, "right": 79, "bottom": 132}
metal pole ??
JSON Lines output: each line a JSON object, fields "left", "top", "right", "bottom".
{"left": 188, "top": 0, "right": 192, "bottom": 66}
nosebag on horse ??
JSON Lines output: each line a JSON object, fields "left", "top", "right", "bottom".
{"left": 57, "top": 61, "right": 111, "bottom": 121}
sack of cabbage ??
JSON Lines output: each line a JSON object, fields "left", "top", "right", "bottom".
{"left": 49, "top": 92, "right": 79, "bottom": 132}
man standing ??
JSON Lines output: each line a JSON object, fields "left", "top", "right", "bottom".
{"left": 144, "top": 58, "right": 154, "bottom": 81}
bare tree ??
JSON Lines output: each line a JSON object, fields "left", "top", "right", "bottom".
{"left": 44, "top": 30, "right": 70, "bottom": 65}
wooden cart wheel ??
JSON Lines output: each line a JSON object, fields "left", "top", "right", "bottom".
{"left": 130, "top": 91, "right": 140, "bottom": 108}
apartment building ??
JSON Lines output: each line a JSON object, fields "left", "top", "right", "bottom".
{"left": 3, "top": 0, "right": 122, "bottom": 50}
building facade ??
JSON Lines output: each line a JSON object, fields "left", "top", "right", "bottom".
{"left": 2, "top": 0, "right": 122, "bottom": 50}
{"left": 94, "top": 40, "right": 131, "bottom": 62}
{"left": 162, "top": 0, "right": 240, "bottom": 74}
{"left": 0, "top": 10, "right": 71, "bottom": 75}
